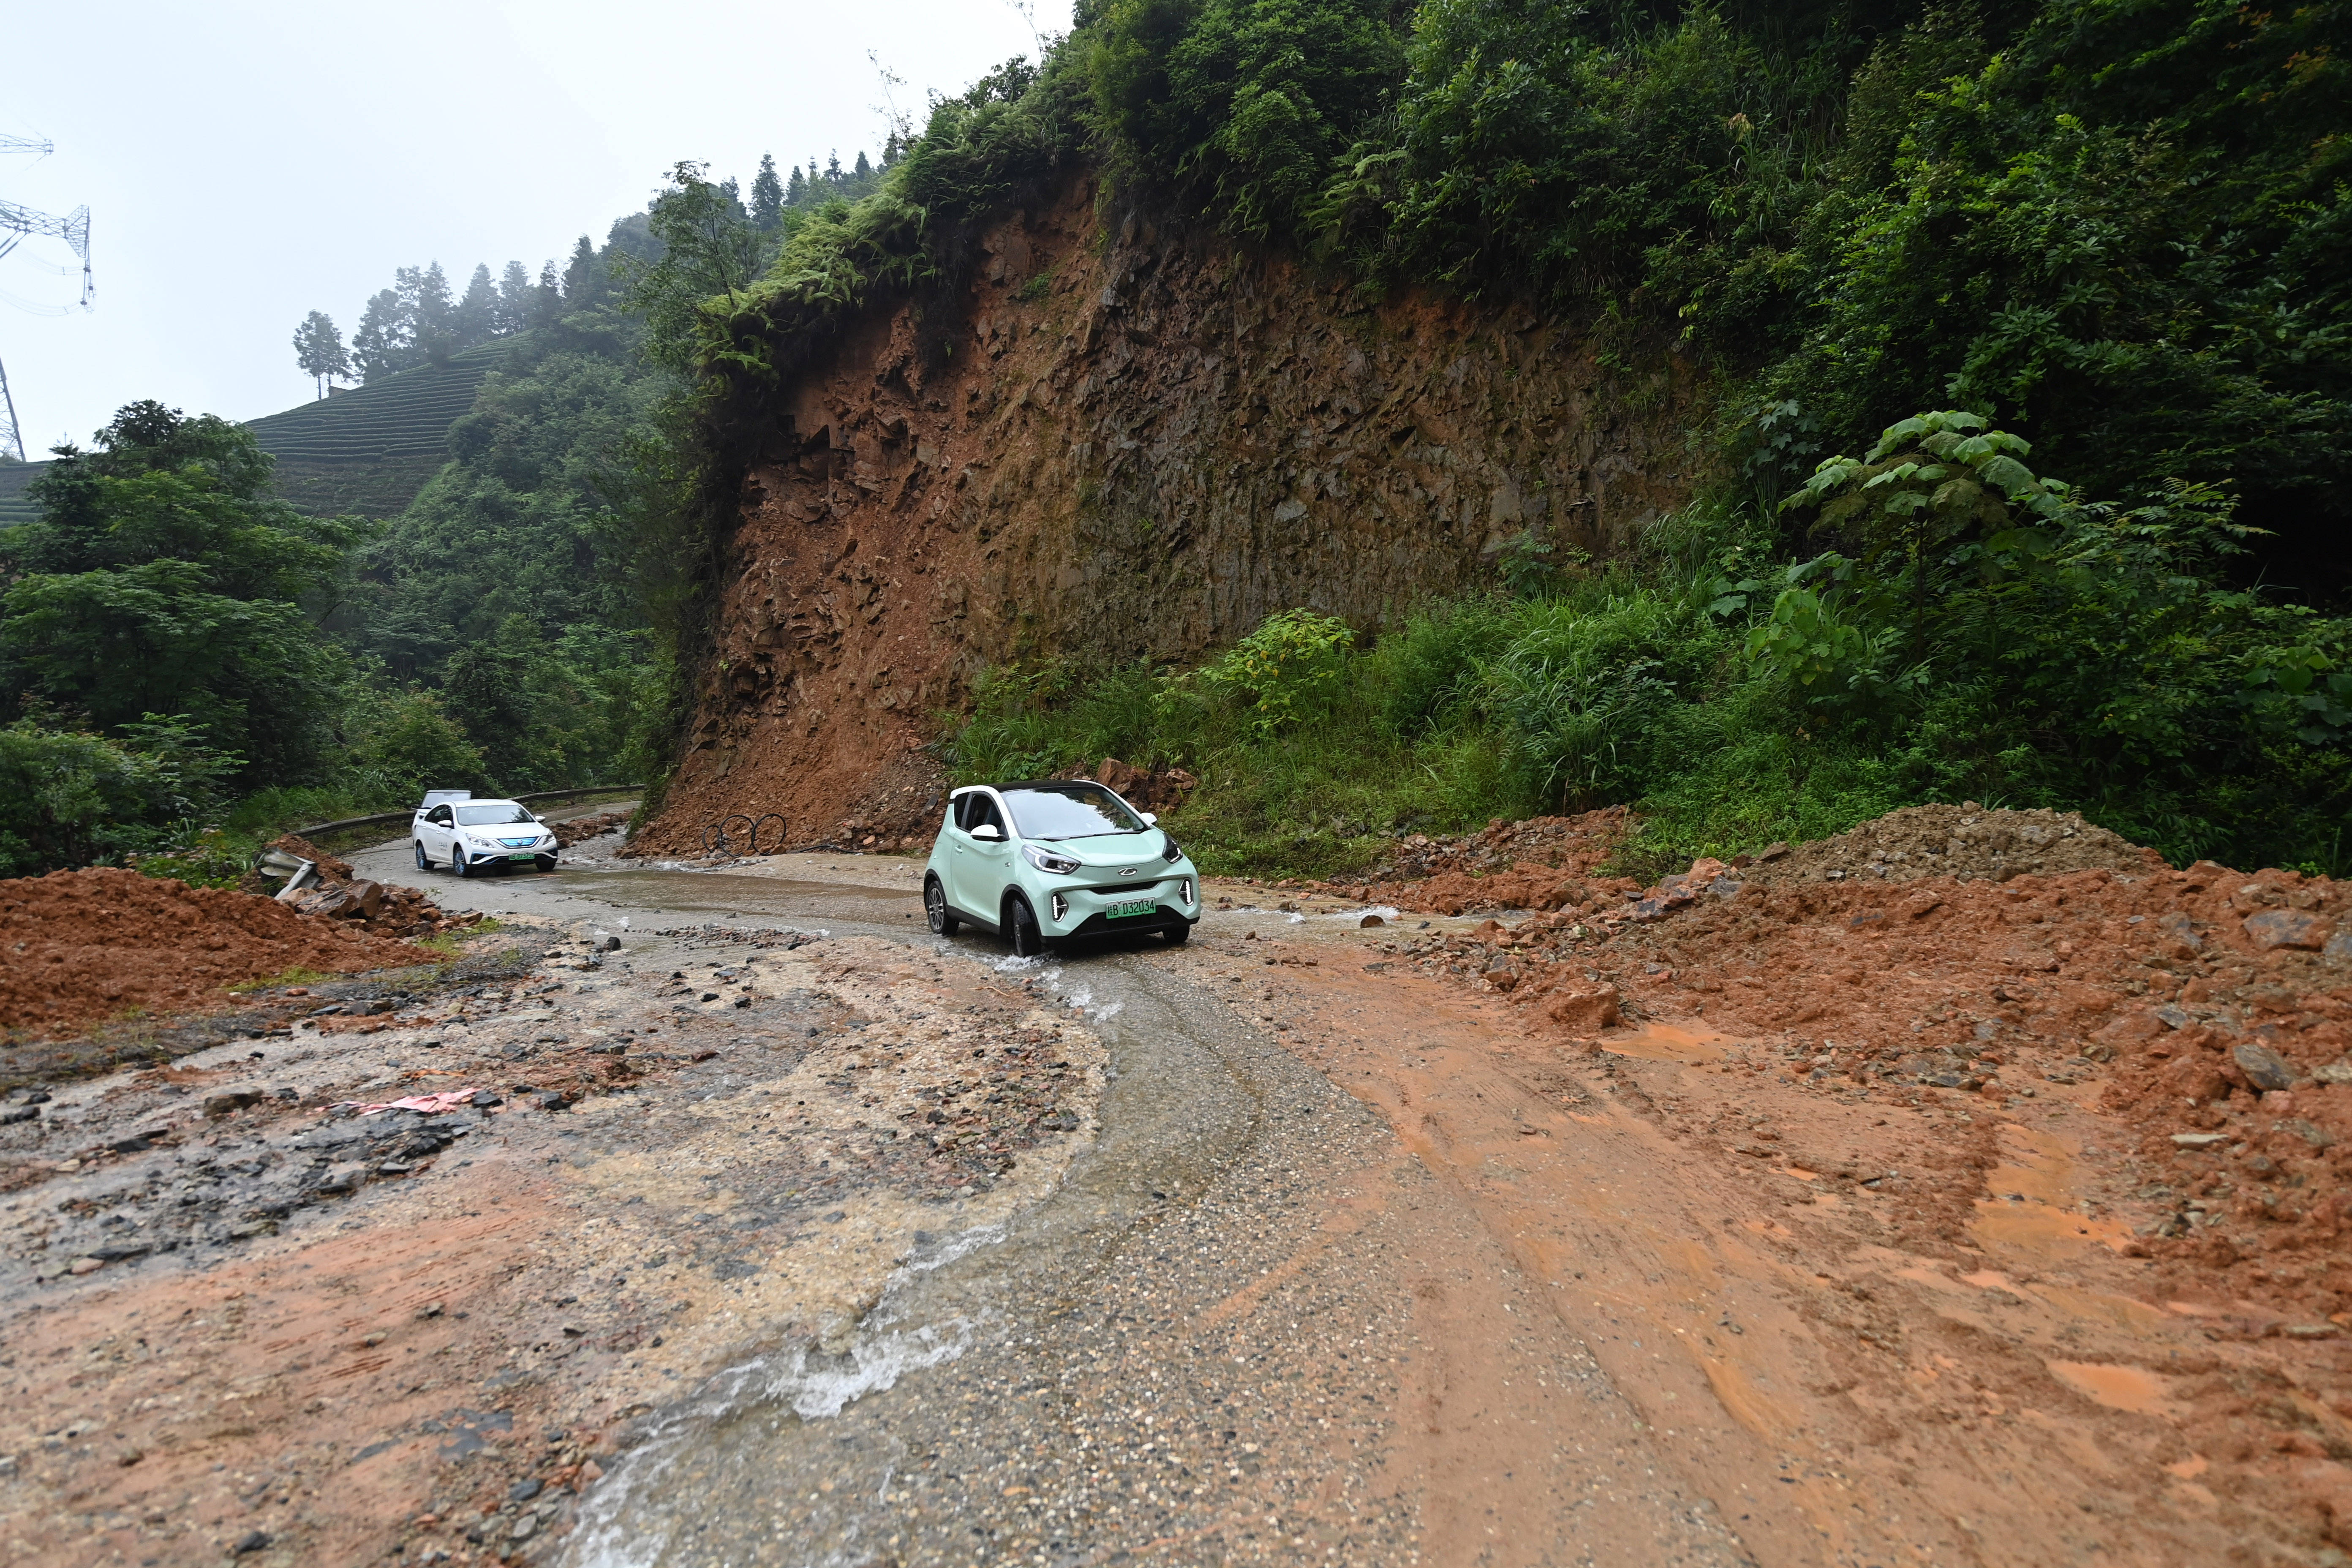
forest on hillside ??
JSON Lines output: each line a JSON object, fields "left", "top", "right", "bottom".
{"left": 0, "top": 140, "right": 891, "bottom": 878}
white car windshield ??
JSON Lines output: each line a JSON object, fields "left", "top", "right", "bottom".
{"left": 454, "top": 803, "right": 536, "bottom": 826}
{"left": 1001, "top": 783, "right": 1146, "bottom": 840}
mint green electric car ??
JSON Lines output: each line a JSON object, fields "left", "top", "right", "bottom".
{"left": 924, "top": 779, "right": 1200, "bottom": 956}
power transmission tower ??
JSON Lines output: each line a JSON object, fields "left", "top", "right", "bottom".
{"left": 0, "top": 133, "right": 93, "bottom": 461}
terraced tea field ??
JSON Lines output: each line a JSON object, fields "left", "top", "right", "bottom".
{"left": 0, "top": 338, "right": 515, "bottom": 528}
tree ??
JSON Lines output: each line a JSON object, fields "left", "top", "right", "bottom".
{"left": 784, "top": 162, "right": 807, "bottom": 206}
{"left": 534, "top": 259, "right": 563, "bottom": 326}
{"left": 618, "top": 162, "right": 762, "bottom": 373}
{"left": 853, "top": 149, "right": 872, "bottom": 180}
{"left": 0, "top": 402, "right": 364, "bottom": 784}
{"left": 399, "top": 262, "right": 456, "bottom": 365}
{"left": 291, "top": 310, "right": 350, "bottom": 399}
{"left": 454, "top": 262, "right": 498, "bottom": 347}
{"left": 496, "top": 260, "right": 535, "bottom": 334}
{"left": 561, "top": 237, "right": 597, "bottom": 305}
{"left": 751, "top": 152, "right": 785, "bottom": 232}
{"left": 351, "top": 289, "right": 408, "bottom": 382}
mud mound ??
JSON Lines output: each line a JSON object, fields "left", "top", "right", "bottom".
{"left": 0, "top": 868, "right": 436, "bottom": 1040}
{"left": 1309, "top": 809, "right": 1635, "bottom": 915}
{"left": 1753, "top": 803, "right": 2160, "bottom": 885}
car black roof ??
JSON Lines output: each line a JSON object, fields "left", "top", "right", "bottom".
{"left": 973, "top": 779, "right": 1099, "bottom": 791}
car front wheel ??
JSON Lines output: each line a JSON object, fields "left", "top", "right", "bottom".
{"left": 1164, "top": 921, "right": 1191, "bottom": 946}
{"left": 1005, "top": 893, "right": 1046, "bottom": 958}
{"left": 414, "top": 840, "right": 430, "bottom": 871}
{"left": 452, "top": 847, "right": 474, "bottom": 879}
{"left": 925, "top": 875, "right": 960, "bottom": 935}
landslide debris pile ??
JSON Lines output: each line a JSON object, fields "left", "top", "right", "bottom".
{"left": 1318, "top": 806, "right": 2157, "bottom": 917}
{"left": 553, "top": 809, "right": 630, "bottom": 848}
{"left": 0, "top": 868, "right": 437, "bottom": 1040}
{"left": 1309, "top": 808, "right": 1635, "bottom": 915}
{"left": 242, "top": 836, "right": 456, "bottom": 939}
{"left": 1748, "top": 803, "right": 2160, "bottom": 886}
{"left": 1387, "top": 818, "right": 2352, "bottom": 1317}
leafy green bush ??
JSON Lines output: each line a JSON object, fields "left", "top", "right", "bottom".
{"left": 0, "top": 715, "right": 240, "bottom": 879}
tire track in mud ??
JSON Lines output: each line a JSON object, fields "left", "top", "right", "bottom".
{"left": 1251, "top": 936, "right": 2307, "bottom": 1568}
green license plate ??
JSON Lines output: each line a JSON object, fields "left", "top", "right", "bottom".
{"left": 508, "top": 853, "right": 537, "bottom": 863}
{"left": 1105, "top": 898, "right": 1158, "bottom": 919}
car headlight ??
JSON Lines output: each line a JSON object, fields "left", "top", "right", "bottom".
{"left": 1162, "top": 831, "right": 1184, "bottom": 864}
{"left": 1022, "top": 844, "right": 1081, "bottom": 875}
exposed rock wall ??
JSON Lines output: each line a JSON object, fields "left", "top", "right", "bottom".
{"left": 633, "top": 174, "right": 1702, "bottom": 855}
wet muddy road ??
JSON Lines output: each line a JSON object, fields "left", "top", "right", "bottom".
{"left": 346, "top": 841, "right": 1742, "bottom": 1568}
{"left": 8, "top": 833, "right": 2280, "bottom": 1568}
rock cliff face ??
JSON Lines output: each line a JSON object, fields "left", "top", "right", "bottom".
{"left": 632, "top": 174, "right": 1701, "bottom": 855}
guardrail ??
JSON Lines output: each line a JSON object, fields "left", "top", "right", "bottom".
{"left": 287, "top": 785, "right": 645, "bottom": 841}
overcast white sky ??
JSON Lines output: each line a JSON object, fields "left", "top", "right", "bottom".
{"left": 1, "top": 0, "right": 1070, "bottom": 453}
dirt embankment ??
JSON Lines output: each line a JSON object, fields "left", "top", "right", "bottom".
{"left": 631, "top": 172, "right": 1700, "bottom": 857}
{"left": 1214, "top": 814, "right": 2352, "bottom": 1565}
{"left": 0, "top": 868, "right": 440, "bottom": 1042}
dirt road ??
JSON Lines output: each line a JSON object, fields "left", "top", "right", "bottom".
{"left": 3, "top": 831, "right": 2345, "bottom": 1566}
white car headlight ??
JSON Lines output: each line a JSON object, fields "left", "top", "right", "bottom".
{"left": 1022, "top": 844, "right": 1081, "bottom": 875}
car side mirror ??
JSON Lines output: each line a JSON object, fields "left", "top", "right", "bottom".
{"left": 971, "top": 824, "right": 1003, "bottom": 842}
{"left": 1141, "top": 811, "right": 1158, "bottom": 825}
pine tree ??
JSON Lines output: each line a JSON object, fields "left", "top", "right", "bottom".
{"left": 454, "top": 263, "right": 498, "bottom": 347}
{"left": 351, "top": 289, "right": 408, "bottom": 382}
{"left": 400, "top": 262, "right": 455, "bottom": 364}
{"left": 561, "top": 237, "right": 596, "bottom": 305}
{"left": 751, "top": 152, "right": 784, "bottom": 231}
{"left": 853, "top": 150, "right": 872, "bottom": 180}
{"left": 784, "top": 163, "right": 807, "bottom": 207}
{"left": 496, "top": 260, "right": 533, "bottom": 335}
{"left": 534, "top": 259, "right": 563, "bottom": 326}
{"left": 825, "top": 150, "right": 842, "bottom": 183}
{"left": 291, "top": 310, "right": 350, "bottom": 398}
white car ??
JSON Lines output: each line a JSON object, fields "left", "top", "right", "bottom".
{"left": 412, "top": 792, "right": 559, "bottom": 877}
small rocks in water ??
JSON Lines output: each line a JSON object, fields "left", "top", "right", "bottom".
{"left": 2171, "top": 1132, "right": 2228, "bottom": 1148}
{"left": 0, "top": 1107, "right": 36, "bottom": 1126}
{"left": 203, "top": 1092, "right": 263, "bottom": 1120}
{"left": 509, "top": 1478, "right": 544, "bottom": 1503}
{"left": 2233, "top": 1042, "right": 2296, "bottom": 1092}
{"left": 1358, "top": 913, "right": 1384, "bottom": 928}
{"left": 232, "top": 1530, "right": 272, "bottom": 1555}
{"left": 509, "top": 1514, "right": 539, "bottom": 1541}
{"left": 68, "top": 1256, "right": 104, "bottom": 1275}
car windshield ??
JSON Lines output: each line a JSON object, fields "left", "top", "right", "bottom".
{"left": 1001, "top": 783, "right": 1146, "bottom": 840}
{"left": 454, "top": 803, "right": 535, "bottom": 826}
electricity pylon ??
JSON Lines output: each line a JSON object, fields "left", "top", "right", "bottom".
{"left": 0, "top": 133, "right": 93, "bottom": 461}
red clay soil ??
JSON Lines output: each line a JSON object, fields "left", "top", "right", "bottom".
{"left": 1393, "top": 843, "right": 2352, "bottom": 1320}
{"left": 1297, "top": 807, "right": 1639, "bottom": 915}
{"left": 0, "top": 868, "right": 436, "bottom": 1040}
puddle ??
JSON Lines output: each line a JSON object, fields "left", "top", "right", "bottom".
{"left": 1599, "top": 1023, "right": 1731, "bottom": 1065}
{"left": 2047, "top": 1360, "right": 2177, "bottom": 1418}
{"left": 1972, "top": 1123, "right": 2137, "bottom": 1256}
